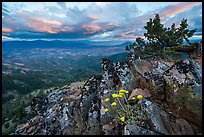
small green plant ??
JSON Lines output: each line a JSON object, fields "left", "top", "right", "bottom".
{"left": 104, "top": 89, "right": 149, "bottom": 127}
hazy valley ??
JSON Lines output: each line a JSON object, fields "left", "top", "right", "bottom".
{"left": 2, "top": 40, "right": 130, "bottom": 102}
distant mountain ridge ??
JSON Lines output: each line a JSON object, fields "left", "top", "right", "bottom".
{"left": 2, "top": 40, "right": 132, "bottom": 49}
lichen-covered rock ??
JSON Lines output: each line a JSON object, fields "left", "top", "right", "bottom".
{"left": 80, "top": 75, "right": 101, "bottom": 121}
{"left": 142, "top": 61, "right": 170, "bottom": 101}
{"left": 102, "top": 123, "right": 114, "bottom": 135}
{"left": 124, "top": 124, "right": 156, "bottom": 135}
{"left": 163, "top": 59, "right": 202, "bottom": 129}
{"left": 83, "top": 93, "right": 102, "bottom": 135}
{"left": 101, "top": 58, "right": 137, "bottom": 92}
{"left": 12, "top": 78, "right": 100, "bottom": 135}
{"left": 101, "top": 59, "right": 121, "bottom": 90}
{"left": 31, "top": 96, "right": 48, "bottom": 116}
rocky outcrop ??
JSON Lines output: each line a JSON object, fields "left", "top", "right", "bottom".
{"left": 12, "top": 75, "right": 103, "bottom": 135}
{"left": 100, "top": 56, "right": 202, "bottom": 135}
{"left": 12, "top": 55, "right": 202, "bottom": 135}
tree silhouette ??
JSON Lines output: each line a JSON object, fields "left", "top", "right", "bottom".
{"left": 125, "top": 14, "right": 197, "bottom": 59}
{"left": 177, "top": 19, "right": 196, "bottom": 46}
{"left": 144, "top": 14, "right": 167, "bottom": 47}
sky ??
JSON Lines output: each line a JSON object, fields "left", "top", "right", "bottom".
{"left": 2, "top": 2, "right": 202, "bottom": 42}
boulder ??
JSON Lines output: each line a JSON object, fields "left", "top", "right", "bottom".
{"left": 128, "top": 88, "right": 150, "bottom": 100}
{"left": 102, "top": 123, "right": 114, "bottom": 135}
{"left": 173, "top": 119, "right": 194, "bottom": 135}
{"left": 124, "top": 124, "right": 156, "bottom": 135}
{"left": 142, "top": 99, "right": 170, "bottom": 135}
{"left": 163, "top": 59, "right": 202, "bottom": 129}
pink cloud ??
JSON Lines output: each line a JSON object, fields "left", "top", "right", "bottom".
{"left": 27, "top": 17, "right": 62, "bottom": 34}
{"left": 2, "top": 27, "right": 13, "bottom": 33}
{"left": 82, "top": 24, "right": 102, "bottom": 34}
{"left": 160, "top": 2, "right": 200, "bottom": 19}
{"left": 60, "top": 26, "right": 74, "bottom": 33}
{"left": 89, "top": 14, "right": 101, "bottom": 20}
{"left": 119, "top": 32, "right": 129, "bottom": 37}
{"left": 20, "top": 13, "right": 62, "bottom": 34}
{"left": 35, "top": 18, "right": 61, "bottom": 26}
{"left": 103, "top": 23, "right": 119, "bottom": 30}
{"left": 119, "top": 31, "right": 136, "bottom": 38}
{"left": 118, "top": 30, "right": 146, "bottom": 40}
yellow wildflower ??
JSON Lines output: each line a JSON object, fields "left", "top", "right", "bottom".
{"left": 119, "top": 92, "right": 124, "bottom": 96}
{"left": 119, "top": 89, "right": 129, "bottom": 94}
{"left": 131, "top": 97, "right": 136, "bottom": 100}
{"left": 137, "top": 95, "right": 143, "bottom": 100}
{"left": 111, "top": 102, "right": 117, "bottom": 107}
{"left": 105, "top": 98, "right": 110, "bottom": 102}
{"left": 104, "top": 108, "right": 109, "bottom": 113}
{"left": 112, "top": 94, "right": 119, "bottom": 98}
{"left": 119, "top": 116, "right": 125, "bottom": 122}
{"left": 125, "top": 90, "right": 129, "bottom": 94}
{"left": 118, "top": 93, "right": 124, "bottom": 98}
{"left": 118, "top": 95, "right": 123, "bottom": 98}
{"left": 119, "top": 89, "right": 127, "bottom": 93}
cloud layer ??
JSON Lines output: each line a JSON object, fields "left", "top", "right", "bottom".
{"left": 2, "top": 2, "right": 202, "bottom": 41}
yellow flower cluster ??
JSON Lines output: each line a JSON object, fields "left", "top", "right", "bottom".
{"left": 119, "top": 89, "right": 128, "bottom": 94}
{"left": 119, "top": 116, "right": 125, "bottom": 122}
{"left": 111, "top": 102, "right": 117, "bottom": 107}
{"left": 104, "top": 89, "right": 144, "bottom": 125}
{"left": 105, "top": 108, "right": 109, "bottom": 113}
{"left": 137, "top": 95, "right": 143, "bottom": 100}
{"left": 112, "top": 94, "right": 119, "bottom": 98}
{"left": 105, "top": 98, "right": 110, "bottom": 102}
{"left": 111, "top": 92, "right": 126, "bottom": 98}
{"left": 119, "top": 92, "right": 124, "bottom": 96}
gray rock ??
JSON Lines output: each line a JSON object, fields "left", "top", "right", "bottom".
{"left": 173, "top": 118, "right": 194, "bottom": 135}
{"left": 83, "top": 92, "right": 102, "bottom": 135}
{"left": 143, "top": 99, "right": 169, "bottom": 135}
{"left": 163, "top": 59, "right": 202, "bottom": 128}
{"left": 124, "top": 124, "right": 156, "bottom": 135}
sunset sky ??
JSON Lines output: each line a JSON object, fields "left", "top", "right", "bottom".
{"left": 2, "top": 2, "right": 202, "bottom": 41}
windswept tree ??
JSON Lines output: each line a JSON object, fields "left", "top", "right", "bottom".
{"left": 125, "top": 14, "right": 197, "bottom": 59}
{"left": 176, "top": 19, "right": 196, "bottom": 46}
{"left": 144, "top": 14, "right": 167, "bottom": 47}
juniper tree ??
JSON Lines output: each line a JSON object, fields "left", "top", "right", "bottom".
{"left": 125, "top": 14, "right": 197, "bottom": 58}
